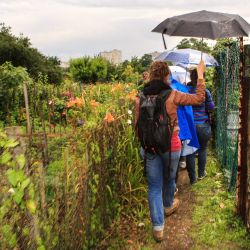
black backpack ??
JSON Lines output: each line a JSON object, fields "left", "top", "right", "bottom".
{"left": 136, "top": 89, "right": 173, "bottom": 154}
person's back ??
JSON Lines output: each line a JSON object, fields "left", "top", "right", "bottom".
{"left": 186, "top": 68, "right": 215, "bottom": 184}
{"left": 135, "top": 60, "right": 206, "bottom": 242}
{"left": 187, "top": 86, "right": 215, "bottom": 125}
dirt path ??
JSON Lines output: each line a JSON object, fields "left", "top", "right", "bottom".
{"left": 152, "top": 168, "right": 195, "bottom": 250}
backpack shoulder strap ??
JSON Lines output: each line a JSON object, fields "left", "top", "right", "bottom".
{"left": 159, "top": 89, "right": 172, "bottom": 102}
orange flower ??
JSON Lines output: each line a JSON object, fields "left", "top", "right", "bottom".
{"left": 67, "top": 97, "right": 84, "bottom": 108}
{"left": 75, "top": 97, "right": 84, "bottom": 107}
{"left": 104, "top": 112, "right": 115, "bottom": 123}
{"left": 126, "top": 89, "right": 138, "bottom": 101}
{"left": 111, "top": 83, "right": 124, "bottom": 93}
{"left": 67, "top": 100, "right": 76, "bottom": 108}
{"left": 90, "top": 100, "right": 100, "bottom": 108}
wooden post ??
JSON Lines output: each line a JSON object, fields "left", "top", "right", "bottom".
{"left": 248, "top": 75, "right": 250, "bottom": 230}
{"left": 244, "top": 44, "right": 250, "bottom": 230}
{"left": 237, "top": 40, "right": 250, "bottom": 230}
{"left": 23, "top": 83, "right": 31, "bottom": 136}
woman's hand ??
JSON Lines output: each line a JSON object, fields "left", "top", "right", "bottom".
{"left": 197, "top": 60, "right": 206, "bottom": 80}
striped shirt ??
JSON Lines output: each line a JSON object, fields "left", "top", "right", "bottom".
{"left": 187, "top": 86, "right": 215, "bottom": 124}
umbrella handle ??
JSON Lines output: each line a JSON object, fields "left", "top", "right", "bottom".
{"left": 162, "top": 29, "right": 167, "bottom": 50}
{"left": 200, "top": 38, "right": 204, "bottom": 60}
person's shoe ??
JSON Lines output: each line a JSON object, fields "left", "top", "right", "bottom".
{"left": 152, "top": 229, "right": 164, "bottom": 242}
{"left": 174, "top": 187, "right": 179, "bottom": 197}
{"left": 198, "top": 171, "right": 207, "bottom": 180}
{"left": 179, "top": 161, "right": 186, "bottom": 169}
{"left": 164, "top": 198, "right": 180, "bottom": 216}
{"left": 190, "top": 180, "right": 197, "bottom": 185}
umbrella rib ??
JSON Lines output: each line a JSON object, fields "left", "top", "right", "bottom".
{"left": 167, "top": 19, "right": 186, "bottom": 36}
{"left": 231, "top": 19, "right": 250, "bottom": 37}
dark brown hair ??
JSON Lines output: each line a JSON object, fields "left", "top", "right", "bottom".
{"left": 190, "top": 68, "right": 205, "bottom": 86}
{"left": 149, "top": 61, "right": 170, "bottom": 82}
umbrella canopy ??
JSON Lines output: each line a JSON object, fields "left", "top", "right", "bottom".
{"left": 152, "top": 10, "right": 250, "bottom": 39}
{"left": 155, "top": 49, "right": 219, "bottom": 67}
{"left": 169, "top": 66, "right": 190, "bottom": 84}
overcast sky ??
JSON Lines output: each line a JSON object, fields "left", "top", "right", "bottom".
{"left": 1, "top": 0, "right": 250, "bottom": 61}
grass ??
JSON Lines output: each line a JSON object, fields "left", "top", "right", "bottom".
{"left": 191, "top": 152, "right": 250, "bottom": 250}
{"left": 104, "top": 151, "right": 250, "bottom": 250}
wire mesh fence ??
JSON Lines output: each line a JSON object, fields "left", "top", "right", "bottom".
{"left": 215, "top": 41, "right": 240, "bottom": 191}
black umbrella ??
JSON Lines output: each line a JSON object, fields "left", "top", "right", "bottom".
{"left": 152, "top": 10, "right": 250, "bottom": 49}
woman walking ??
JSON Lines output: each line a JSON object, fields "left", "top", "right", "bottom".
{"left": 135, "top": 60, "right": 206, "bottom": 242}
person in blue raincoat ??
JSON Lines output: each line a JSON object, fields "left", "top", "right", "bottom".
{"left": 170, "top": 75, "right": 200, "bottom": 188}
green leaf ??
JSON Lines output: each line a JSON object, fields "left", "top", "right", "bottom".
{"left": 4, "top": 139, "right": 19, "bottom": 148}
{"left": 21, "top": 178, "right": 30, "bottom": 190}
{"left": 28, "top": 185, "right": 35, "bottom": 199}
{"left": 22, "top": 227, "right": 29, "bottom": 236}
{"left": 26, "top": 200, "right": 36, "bottom": 214}
{"left": 16, "top": 155, "right": 25, "bottom": 169}
{"left": 0, "top": 199, "right": 11, "bottom": 220}
{"left": 9, "top": 233, "right": 17, "bottom": 248}
{"left": 0, "top": 152, "right": 12, "bottom": 164}
{"left": 37, "top": 246, "right": 46, "bottom": 250}
{"left": 6, "top": 170, "right": 18, "bottom": 186}
{"left": 6, "top": 170, "right": 25, "bottom": 187}
{"left": 13, "top": 189, "right": 24, "bottom": 204}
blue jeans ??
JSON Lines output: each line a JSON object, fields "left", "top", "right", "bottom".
{"left": 141, "top": 148, "right": 181, "bottom": 230}
{"left": 186, "top": 123, "right": 212, "bottom": 183}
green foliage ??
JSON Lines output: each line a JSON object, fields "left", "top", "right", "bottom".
{"left": 69, "top": 56, "right": 108, "bottom": 83}
{"left": 0, "top": 129, "right": 45, "bottom": 249}
{"left": 212, "top": 38, "right": 235, "bottom": 57}
{"left": 191, "top": 154, "right": 250, "bottom": 250}
{"left": 0, "top": 81, "right": 149, "bottom": 249}
{"left": 0, "top": 23, "right": 63, "bottom": 84}
{"left": 130, "top": 54, "right": 153, "bottom": 74}
{"left": 69, "top": 57, "right": 92, "bottom": 83}
{"left": 140, "top": 54, "right": 153, "bottom": 72}
{"left": 205, "top": 67, "right": 216, "bottom": 92}
{"left": 122, "top": 65, "right": 140, "bottom": 83}
{"left": 69, "top": 53, "right": 152, "bottom": 84}
{"left": 91, "top": 57, "right": 108, "bottom": 82}
{"left": 177, "top": 38, "right": 212, "bottom": 53}
{"left": 0, "top": 62, "right": 32, "bottom": 123}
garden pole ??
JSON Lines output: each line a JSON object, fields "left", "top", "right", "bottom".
{"left": 23, "top": 83, "right": 31, "bottom": 137}
{"left": 237, "top": 38, "right": 249, "bottom": 229}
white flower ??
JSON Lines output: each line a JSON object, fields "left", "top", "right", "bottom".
{"left": 128, "top": 110, "right": 132, "bottom": 115}
{"left": 138, "top": 222, "right": 145, "bottom": 227}
{"left": 127, "top": 119, "right": 132, "bottom": 125}
{"left": 8, "top": 188, "right": 15, "bottom": 194}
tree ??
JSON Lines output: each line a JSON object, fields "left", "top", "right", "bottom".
{"left": 121, "top": 65, "right": 140, "bottom": 83}
{"left": 212, "top": 38, "right": 235, "bottom": 57}
{"left": 0, "top": 62, "right": 32, "bottom": 122}
{"left": 90, "top": 57, "right": 108, "bottom": 82}
{"left": 130, "top": 54, "right": 153, "bottom": 74}
{"left": 130, "top": 57, "right": 142, "bottom": 73}
{"left": 45, "top": 56, "right": 63, "bottom": 84}
{"left": 176, "top": 38, "right": 192, "bottom": 49}
{"left": 0, "top": 23, "right": 63, "bottom": 84}
{"left": 140, "top": 54, "right": 153, "bottom": 72}
{"left": 69, "top": 57, "right": 92, "bottom": 83}
{"left": 106, "top": 62, "right": 121, "bottom": 82}
{"left": 177, "top": 38, "right": 211, "bottom": 53}
{"left": 69, "top": 56, "right": 108, "bottom": 83}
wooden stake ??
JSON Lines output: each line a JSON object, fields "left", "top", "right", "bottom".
{"left": 23, "top": 83, "right": 31, "bottom": 136}
{"left": 237, "top": 37, "right": 249, "bottom": 228}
